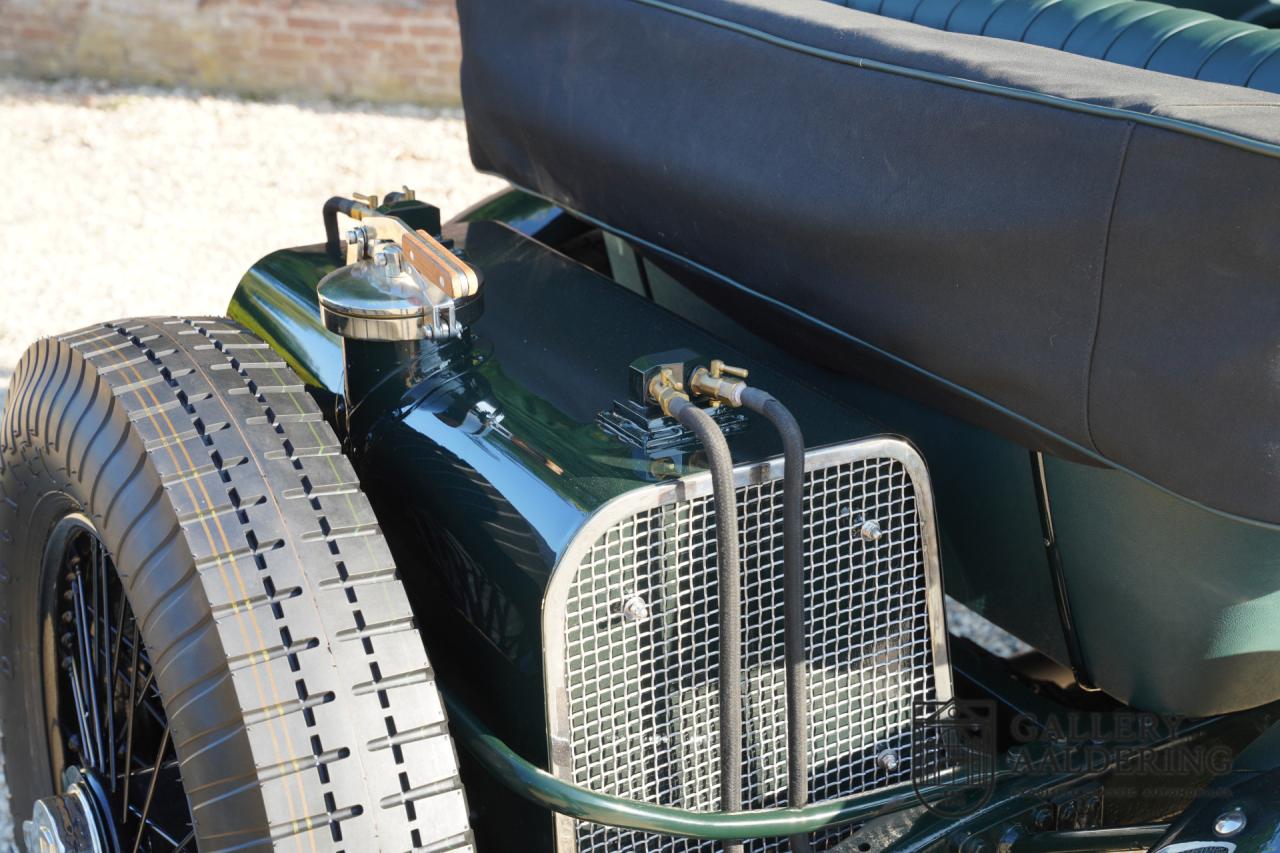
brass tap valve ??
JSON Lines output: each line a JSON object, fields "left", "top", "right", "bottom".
{"left": 689, "top": 359, "right": 750, "bottom": 407}
{"left": 648, "top": 367, "right": 691, "bottom": 417}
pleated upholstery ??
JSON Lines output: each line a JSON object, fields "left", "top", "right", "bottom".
{"left": 837, "top": 0, "right": 1280, "bottom": 90}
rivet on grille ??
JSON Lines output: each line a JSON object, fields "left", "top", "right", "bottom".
{"left": 859, "top": 519, "right": 884, "bottom": 542}
{"left": 618, "top": 595, "right": 649, "bottom": 624}
{"left": 876, "top": 749, "right": 899, "bottom": 772}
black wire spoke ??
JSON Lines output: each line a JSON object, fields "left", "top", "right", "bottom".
{"left": 108, "top": 586, "right": 127, "bottom": 793}
{"left": 51, "top": 524, "right": 194, "bottom": 852}
{"left": 121, "top": 618, "right": 140, "bottom": 824}
{"left": 64, "top": 654, "right": 97, "bottom": 770}
{"left": 125, "top": 801, "right": 185, "bottom": 849}
{"left": 173, "top": 827, "right": 196, "bottom": 851}
{"left": 72, "top": 573, "right": 106, "bottom": 773}
{"left": 131, "top": 723, "right": 171, "bottom": 853}
{"left": 124, "top": 751, "right": 180, "bottom": 781}
{"left": 132, "top": 669, "right": 169, "bottom": 731}
{"left": 97, "top": 536, "right": 117, "bottom": 787}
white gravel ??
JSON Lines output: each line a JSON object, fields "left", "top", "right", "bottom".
{"left": 0, "top": 75, "right": 504, "bottom": 853}
{"left": 0, "top": 76, "right": 1029, "bottom": 853}
{"left": 0, "top": 75, "right": 505, "bottom": 412}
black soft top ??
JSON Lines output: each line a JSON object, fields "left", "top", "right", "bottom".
{"left": 458, "top": 0, "right": 1280, "bottom": 525}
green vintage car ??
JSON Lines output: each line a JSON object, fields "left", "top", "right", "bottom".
{"left": 5, "top": 0, "right": 1280, "bottom": 850}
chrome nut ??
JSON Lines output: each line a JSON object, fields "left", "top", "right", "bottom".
{"left": 1215, "top": 807, "right": 1247, "bottom": 837}
{"left": 619, "top": 595, "right": 649, "bottom": 624}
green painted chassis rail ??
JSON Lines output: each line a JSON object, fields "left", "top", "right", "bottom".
{"left": 446, "top": 696, "right": 929, "bottom": 840}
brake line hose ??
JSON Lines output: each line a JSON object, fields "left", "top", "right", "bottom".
{"left": 660, "top": 366, "right": 809, "bottom": 853}
{"left": 666, "top": 396, "right": 745, "bottom": 853}
{"left": 740, "top": 388, "right": 810, "bottom": 853}
{"left": 686, "top": 362, "right": 811, "bottom": 853}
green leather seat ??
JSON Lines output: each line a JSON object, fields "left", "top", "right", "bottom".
{"left": 838, "top": 0, "right": 1280, "bottom": 90}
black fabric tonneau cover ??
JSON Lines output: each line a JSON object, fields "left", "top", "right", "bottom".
{"left": 458, "top": 0, "right": 1280, "bottom": 525}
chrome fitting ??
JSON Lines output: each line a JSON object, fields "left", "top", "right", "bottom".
{"left": 648, "top": 367, "right": 690, "bottom": 417}
{"left": 1215, "top": 808, "right": 1247, "bottom": 837}
{"left": 689, "top": 359, "right": 750, "bottom": 407}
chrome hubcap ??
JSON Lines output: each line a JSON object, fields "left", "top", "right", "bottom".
{"left": 24, "top": 768, "right": 107, "bottom": 853}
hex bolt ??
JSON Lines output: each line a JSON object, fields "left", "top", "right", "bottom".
{"left": 620, "top": 595, "right": 649, "bottom": 624}
{"left": 1214, "top": 808, "right": 1247, "bottom": 837}
{"left": 346, "top": 226, "right": 371, "bottom": 258}
{"left": 1059, "top": 801, "right": 1077, "bottom": 825}
{"left": 373, "top": 247, "right": 402, "bottom": 273}
{"left": 876, "top": 749, "right": 899, "bottom": 772}
{"left": 1031, "top": 805, "right": 1054, "bottom": 831}
{"left": 859, "top": 519, "right": 883, "bottom": 542}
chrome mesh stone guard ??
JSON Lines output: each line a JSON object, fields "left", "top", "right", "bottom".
{"left": 543, "top": 438, "right": 953, "bottom": 852}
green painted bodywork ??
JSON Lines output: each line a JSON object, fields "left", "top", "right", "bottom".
{"left": 1046, "top": 456, "right": 1280, "bottom": 715}
{"left": 567, "top": 197, "right": 1280, "bottom": 718}
{"left": 229, "top": 189, "right": 1280, "bottom": 847}
{"left": 589, "top": 227, "right": 1072, "bottom": 663}
{"left": 231, "top": 214, "right": 903, "bottom": 848}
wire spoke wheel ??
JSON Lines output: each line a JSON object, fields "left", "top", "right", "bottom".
{"left": 33, "top": 514, "right": 194, "bottom": 853}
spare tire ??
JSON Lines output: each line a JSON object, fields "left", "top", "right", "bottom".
{"left": 0, "top": 318, "right": 473, "bottom": 852}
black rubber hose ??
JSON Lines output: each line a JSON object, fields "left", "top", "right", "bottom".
{"left": 741, "top": 388, "right": 810, "bottom": 853}
{"left": 668, "top": 397, "right": 744, "bottom": 853}
{"left": 323, "top": 196, "right": 364, "bottom": 261}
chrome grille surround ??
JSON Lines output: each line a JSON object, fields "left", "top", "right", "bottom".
{"left": 544, "top": 438, "right": 951, "bottom": 852}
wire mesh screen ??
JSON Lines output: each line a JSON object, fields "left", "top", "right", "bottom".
{"left": 549, "top": 448, "right": 945, "bottom": 852}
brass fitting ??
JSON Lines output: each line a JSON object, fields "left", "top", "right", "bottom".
{"left": 689, "top": 359, "right": 750, "bottom": 407}
{"left": 648, "top": 367, "right": 690, "bottom": 417}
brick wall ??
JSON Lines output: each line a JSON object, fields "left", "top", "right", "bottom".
{"left": 0, "top": 0, "right": 463, "bottom": 104}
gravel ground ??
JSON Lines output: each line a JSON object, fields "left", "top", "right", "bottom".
{"left": 0, "top": 75, "right": 1026, "bottom": 853}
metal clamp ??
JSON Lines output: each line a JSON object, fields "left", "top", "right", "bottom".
{"left": 688, "top": 359, "right": 750, "bottom": 407}
{"left": 343, "top": 209, "right": 480, "bottom": 300}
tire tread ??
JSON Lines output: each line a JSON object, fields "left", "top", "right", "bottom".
{"left": 0, "top": 317, "right": 472, "bottom": 852}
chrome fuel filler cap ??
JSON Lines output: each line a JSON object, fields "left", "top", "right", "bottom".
{"left": 317, "top": 190, "right": 485, "bottom": 442}
{"left": 318, "top": 189, "right": 482, "bottom": 343}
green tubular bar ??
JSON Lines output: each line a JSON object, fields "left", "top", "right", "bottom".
{"left": 446, "top": 697, "right": 926, "bottom": 839}
{"left": 1009, "top": 824, "right": 1169, "bottom": 852}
